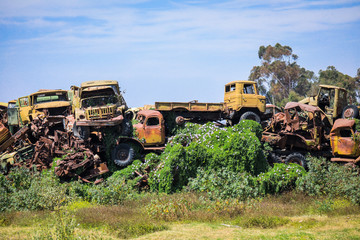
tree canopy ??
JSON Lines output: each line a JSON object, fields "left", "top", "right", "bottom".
{"left": 249, "top": 43, "right": 359, "bottom": 106}
{"left": 318, "top": 66, "right": 360, "bottom": 103}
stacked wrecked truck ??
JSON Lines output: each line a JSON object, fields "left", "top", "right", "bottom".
{"left": 0, "top": 88, "right": 109, "bottom": 181}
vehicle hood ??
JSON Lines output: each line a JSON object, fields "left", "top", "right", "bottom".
{"left": 34, "top": 101, "right": 70, "bottom": 109}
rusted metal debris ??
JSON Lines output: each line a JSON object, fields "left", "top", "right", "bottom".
{"left": 0, "top": 116, "right": 108, "bottom": 182}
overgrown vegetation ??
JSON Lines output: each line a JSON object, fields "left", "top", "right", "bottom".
{"left": 2, "top": 120, "right": 360, "bottom": 238}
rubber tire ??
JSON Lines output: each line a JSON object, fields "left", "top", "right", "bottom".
{"left": 267, "top": 152, "right": 281, "bottom": 166}
{"left": 342, "top": 105, "right": 359, "bottom": 119}
{"left": 73, "top": 122, "right": 90, "bottom": 140}
{"left": 112, "top": 143, "right": 134, "bottom": 167}
{"left": 285, "top": 152, "right": 307, "bottom": 169}
{"left": 240, "top": 111, "right": 261, "bottom": 123}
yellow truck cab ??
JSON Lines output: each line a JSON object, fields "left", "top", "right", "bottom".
{"left": 134, "top": 110, "right": 166, "bottom": 148}
{"left": 224, "top": 81, "right": 266, "bottom": 124}
{"left": 299, "top": 85, "right": 348, "bottom": 124}
{"left": 9, "top": 90, "right": 71, "bottom": 128}
{"left": 330, "top": 118, "right": 360, "bottom": 164}
{"left": 70, "top": 80, "right": 128, "bottom": 139}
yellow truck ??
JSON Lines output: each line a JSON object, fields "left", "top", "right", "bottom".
{"left": 7, "top": 89, "right": 71, "bottom": 131}
{"left": 299, "top": 85, "right": 349, "bottom": 124}
{"left": 69, "top": 80, "right": 128, "bottom": 139}
{"left": 155, "top": 80, "right": 266, "bottom": 125}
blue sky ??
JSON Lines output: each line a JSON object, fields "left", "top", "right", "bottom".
{"left": 1, "top": 0, "right": 359, "bottom": 107}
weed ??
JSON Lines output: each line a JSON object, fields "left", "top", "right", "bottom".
{"left": 233, "top": 215, "right": 290, "bottom": 228}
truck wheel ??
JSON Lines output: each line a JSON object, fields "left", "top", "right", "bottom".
{"left": 240, "top": 111, "right": 261, "bottom": 123}
{"left": 112, "top": 143, "right": 134, "bottom": 167}
{"left": 73, "top": 122, "right": 90, "bottom": 140}
{"left": 342, "top": 105, "right": 359, "bottom": 119}
{"left": 285, "top": 153, "right": 307, "bottom": 169}
{"left": 267, "top": 152, "right": 281, "bottom": 166}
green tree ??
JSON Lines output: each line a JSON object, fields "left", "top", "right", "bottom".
{"left": 249, "top": 43, "right": 315, "bottom": 106}
{"left": 318, "top": 66, "right": 360, "bottom": 103}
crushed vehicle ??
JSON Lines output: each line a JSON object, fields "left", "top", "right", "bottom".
{"left": 329, "top": 118, "right": 360, "bottom": 165}
{"left": 155, "top": 80, "right": 267, "bottom": 125}
{"left": 262, "top": 102, "right": 333, "bottom": 168}
{"left": 299, "top": 84, "right": 351, "bottom": 124}
{"left": 69, "top": 80, "right": 129, "bottom": 139}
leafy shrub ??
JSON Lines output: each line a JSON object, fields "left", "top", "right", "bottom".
{"left": 187, "top": 168, "right": 259, "bottom": 200}
{"left": 0, "top": 168, "right": 68, "bottom": 212}
{"left": 258, "top": 163, "right": 306, "bottom": 195}
{"left": 296, "top": 157, "right": 360, "bottom": 204}
{"left": 148, "top": 121, "right": 269, "bottom": 193}
{"left": 84, "top": 175, "right": 132, "bottom": 205}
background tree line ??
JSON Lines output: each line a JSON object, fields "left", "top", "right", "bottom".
{"left": 249, "top": 43, "right": 360, "bottom": 106}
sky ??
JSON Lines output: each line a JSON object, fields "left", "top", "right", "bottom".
{"left": 0, "top": 0, "right": 359, "bottom": 107}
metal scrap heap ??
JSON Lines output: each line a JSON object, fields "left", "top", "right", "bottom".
{"left": 0, "top": 117, "right": 108, "bottom": 181}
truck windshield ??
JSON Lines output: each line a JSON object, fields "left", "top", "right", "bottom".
{"left": 81, "top": 95, "right": 118, "bottom": 108}
{"left": 34, "top": 92, "right": 68, "bottom": 104}
{"left": 81, "top": 85, "right": 119, "bottom": 98}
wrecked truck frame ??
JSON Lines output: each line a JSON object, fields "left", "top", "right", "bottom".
{"left": 262, "top": 102, "right": 332, "bottom": 168}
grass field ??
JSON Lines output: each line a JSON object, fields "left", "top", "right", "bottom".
{"left": 1, "top": 192, "right": 360, "bottom": 240}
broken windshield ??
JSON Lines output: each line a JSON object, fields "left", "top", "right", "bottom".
{"left": 81, "top": 95, "right": 118, "bottom": 108}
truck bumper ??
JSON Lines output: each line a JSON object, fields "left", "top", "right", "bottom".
{"left": 76, "top": 115, "right": 124, "bottom": 127}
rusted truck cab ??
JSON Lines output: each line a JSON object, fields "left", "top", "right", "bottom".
{"left": 133, "top": 110, "right": 166, "bottom": 148}
{"left": 71, "top": 80, "right": 128, "bottom": 139}
{"left": 330, "top": 119, "right": 360, "bottom": 164}
{"left": 224, "top": 81, "right": 266, "bottom": 124}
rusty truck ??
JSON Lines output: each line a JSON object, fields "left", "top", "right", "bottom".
{"left": 262, "top": 102, "right": 333, "bottom": 168}
{"left": 110, "top": 110, "right": 167, "bottom": 167}
{"left": 155, "top": 80, "right": 266, "bottom": 126}
{"left": 329, "top": 118, "right": 360, "bottom": 165}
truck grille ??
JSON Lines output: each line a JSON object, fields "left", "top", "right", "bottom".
{"left": 86, "top": 106, "right": 116, "bottom": 120}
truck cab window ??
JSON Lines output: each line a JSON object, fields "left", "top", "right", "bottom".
{"left": 19, "top": 98, "right": 29, "bottom": 107}
{"left": 243, "top": 84, "right": 255, "bottom": 94}
{"left": 147, "top": 117, "right": 159, "bottom": 126}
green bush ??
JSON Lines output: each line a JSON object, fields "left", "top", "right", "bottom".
{"left": 258, "top": 163, "right": 306, "bottom": 195}
{"left": 296, "top": 157, "right": 360, "bottom": 204}
{"left": 0, "top": 169, "right": 68, "bottom": 212}
{"left": 148, "top": 121, "right": 269, "bottom": 193}
{"left": 187, "top": 167, "right": 259, "bottom": 200}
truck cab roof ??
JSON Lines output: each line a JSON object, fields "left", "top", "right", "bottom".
{"left": 81, "top": 80, "right": 119, "bottom": 88}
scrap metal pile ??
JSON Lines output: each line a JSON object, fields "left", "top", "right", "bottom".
{"left": 0, "top": 115, "right": 108, "bottom": 181}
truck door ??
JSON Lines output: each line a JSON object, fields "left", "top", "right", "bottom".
{"left": 144, "top": 115, "right": 164, "bottom": 146}
{"left": 242, "top": 83, "right": 258, "bottom": 108}
{"left": 332, "top": 127, "right": 359, "bottom": 157}
{"left": 18, "top": 96, "right": 32, "bottom": 124}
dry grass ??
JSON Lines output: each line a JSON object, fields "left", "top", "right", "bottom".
{"left": 1, "top": 192, "right": 360, "bottom": 239}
